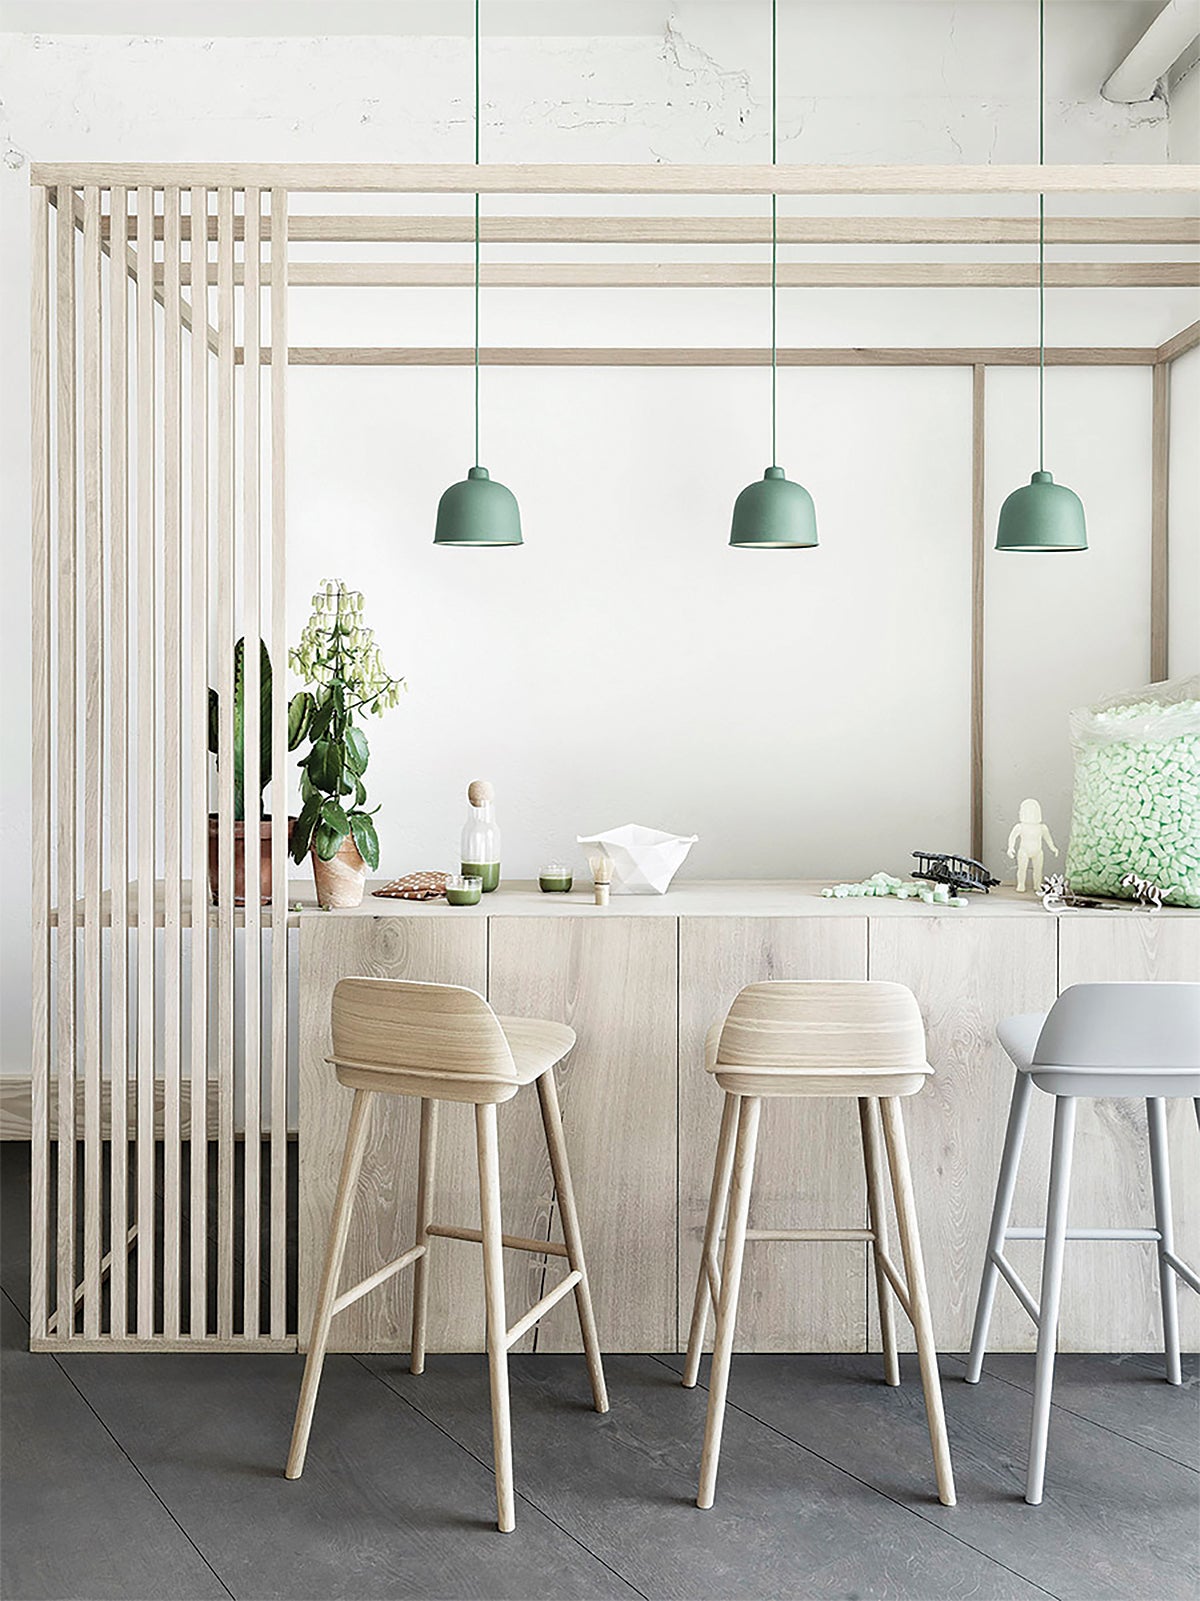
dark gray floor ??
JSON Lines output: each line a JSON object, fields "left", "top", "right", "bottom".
{"left": 2, "top": 1144, "right": 1196, "bottom": 1601}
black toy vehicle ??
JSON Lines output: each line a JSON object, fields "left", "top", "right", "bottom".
{"left": 911, "top": 851, "right": 1000, "bottom": 894}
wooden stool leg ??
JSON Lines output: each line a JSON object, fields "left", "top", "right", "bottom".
{"left": 966, "top": 1070, "right": 1035, "bottom": 1384}
{"left": 697, "top": 1094, "right": 761, "bottom": 1511}
{"left": 859, "top": 1097, "right": 900, "bottom": 1387}
{"left": 536, "top": 1068, "right": 608, "bottom": 1414}
{"left": 879, "top": 1096, "right": 956, "bottom": 1508}
{"left": 476, "top": 1101, "right": 515, "bottom": 1533}
{"left": 1027, "top": 1093, "right": 1076, "bottom": 1505}
{"left": 683, "top": 1091, "right": 739, "bottom": 1388}
{"left": 286, "top": 1088, "right": 373, "bottom": 1480}
{"left": 410, "top": 1097, "right": 439, "bottom": 1376}
{"left": 1147, "top": 1097, "right": 1182, "bottom": 1386}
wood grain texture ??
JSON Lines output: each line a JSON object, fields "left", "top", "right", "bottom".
{"left": 1156, "top": 318, "right": 1200, "bottom": 364}
{"left": 487, "top": 917, "right": 679, "bottom": 1354}
{"left": 298, "top": 915, "right": 487, "bottom": 1353}
{"left": 1057, "top": 915, "right": 1200, "bottom": 1352}
{"left": 1151, "top": 361, "right": 1170, "bottom": 683}
{"left": 970, "top": 363, "right": 985, "bottom": 860}
{"left": 32, "top": 160, "right": 1200, "bottom": 193}
{"left": 679, "top": 918, "right": 869, "bottom": 1355}
{"left": 866, "top": 914, "right": 1059, "bottom": 1353}
{"left": 261, "top": 345, "right": 1159, "bottom": 369}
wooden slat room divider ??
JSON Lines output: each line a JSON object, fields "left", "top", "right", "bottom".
{"left": 30, "top": 183, "right": 293, "bottom": 1351}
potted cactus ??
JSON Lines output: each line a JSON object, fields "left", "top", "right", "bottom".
{"left": 206, "top": 638, "right": 305, "bottom": 905}
{"left": 288, "top": 580, "right": 404, "bottom": 909}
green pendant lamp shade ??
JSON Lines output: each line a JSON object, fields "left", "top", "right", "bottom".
{"left": 996, "top": 0, "right": 1086, "bottom": 553}
{"left": 434, "top": 0, "right": 522, "bottom": 547}
{"left": 730, "top": 0, "right": 816, "bottom": 550}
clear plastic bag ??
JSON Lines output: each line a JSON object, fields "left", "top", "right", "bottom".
{"left": 1065, "top": 676, "right": 1200, "bottom": 907}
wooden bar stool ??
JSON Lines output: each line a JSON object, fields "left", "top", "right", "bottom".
{"left": 285, "top": 978, "right": 608, "bottom": 1532}
{"left": 966, "top": 981, "right": 1200, "bottom": 1506}
{"left": 683, "top": 980, "right": 956, "bottom": 1510}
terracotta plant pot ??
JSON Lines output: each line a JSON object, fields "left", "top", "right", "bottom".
{"left": 311, "top": 835, "right": 368, "bottom": 909}
{"left": 207, "top": 816, "right": 296, "bottom": 907}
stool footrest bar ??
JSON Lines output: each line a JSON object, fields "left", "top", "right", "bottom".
{"left": 992, "top": 1249, "right": 1040, "bottom": 1324}
{"left": 1005, "top": 1226, "right": 1161, "bottom": 1242}
{"left": 332, "top": 1243, "right": 426, "bottom": 1316}
{"left": 505, "top": 1270, "right": 583, "bottom": 1349}
{"left": 1163, "top": 1249, "right": 1200, "bottom": 1294}
{"left": 427, "top": 1223, "right": 570, "bottom": 1257}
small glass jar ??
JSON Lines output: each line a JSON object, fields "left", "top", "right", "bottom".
{"left": 445, "top": 873, "right": 482, "bottom": 906}
{"left": 538, "top": 862, "right": 574, "bottom": 894}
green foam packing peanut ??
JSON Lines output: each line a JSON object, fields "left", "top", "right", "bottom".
{"left": 1064, "top": 676, "right": 1200, "bottom": 908}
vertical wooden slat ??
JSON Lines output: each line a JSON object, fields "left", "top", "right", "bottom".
{"left": 30, "top": 186, "right": 52, "bottom": 1343}
{"left": 1150, "top": 360, "right": 1169, "bottom": 682}
{"left": 970, "top": 363, "right": 985, "bottom": 863}
{"left": 268, "top": 186, "right": 289, "bottom": 1340}
{"left": 134, "top": 185, "right": 157, "bottom": 1336}
{"left": 55, "top": 187, "right": 78, "bottom": 1339}
{"left": 162, "top": 187, "right": 184, "bottom": 1338}
{"left": 215, "top": 186, "right": 236, "bottom": 1339}
{"left": 242, "top": 188, "right": 263, "bottom": 1337}
{"left": 81, "top": 186, "right": 104, "bottom": 1339}
{"left": 107, "top": 186, "right": 130, "bottom": 1339}
{"left": 188, "top": 186, "right": 210, "bottom": 1336}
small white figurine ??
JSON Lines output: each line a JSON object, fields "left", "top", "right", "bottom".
{"left": 1008, "top": 798, "right": 1058, "bottom": 893}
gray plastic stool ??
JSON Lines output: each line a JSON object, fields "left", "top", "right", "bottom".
{"left": 965, "top": 982, "right": 1200, "bottom": 1505}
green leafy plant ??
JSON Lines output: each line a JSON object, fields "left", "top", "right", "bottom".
{"left": 208, "top": 638, "right": 307, "bottom": 823}
{"left": 288, "top": 580, "right": 405, "bottom": 871}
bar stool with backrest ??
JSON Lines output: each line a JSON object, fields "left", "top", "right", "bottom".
{"left": 285, "top": 977, "right": 608, "bottom": 1532}
{"left": 684, "top": 980, "right": 956, "bottom": 1510}
{"left": 966, "top": 981, "right": 1200, "bottom": 1505}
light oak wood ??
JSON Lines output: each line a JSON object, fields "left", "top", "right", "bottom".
{"left": 0, "top": 1074, "right": 264, "bottom": 1142}
{"left": 108, "top": 185, "right": 131, "bottom": 1340}
{"left": 114, "top": 212, "right": 1200, "bottom": 245}
{"left": 488, "top": 917, "right": 678, "bottom": 1353}
{"left": 409, "top": 1098, "right": 437, "bottom": 1373}
{"left": 187, "top": 184, "right": 209, "bottom": 1338}
{"left": 32, "top": 160, "right": 1200, "bottom": 193}
{"left": 859, "top": 1097, "right": 900, "bottom": 1386}
{"left": 80, "top": 186, "right": 104, "bottom": 1340}
{"left": 1057, "top": 916, "right": 1200, "bottom": 1353}
{"left": 679, "top": 919, "right": 868, "bottom": 1355}
{"left": 50, "top": 879, "right": 300, "bottom": 928}
{"left": 31, "top": 1335, "right": 297, "bottom": 1353}
{"left": 162, "top": 186, "right": 184, "bottom": 1339}
{"left": 868, "top": 915, "right": 1060, "bottom": 1353}
{"left": 970, "top": 363, "right": 986, "bottom": 861}
{"left": 476, "top": 1101, "right": 516, "bottom": 1532}
{"left": 254, "top": 344, "right": 1160, "bottom": 369}
{"left": 187, "top": 261, "right": 1200, "bottom": 290}
{"left": 1151, "top": 361, "right": 1170, "bottom": 683}
{"left": 29, "top": 185, "right": 51, "bottom": 1344}
{"left": 134, "top": 185, "right": 157, "bottom": 1338}
{"left": 1156, "top": 318, "right": 1200, "bottom": 364}
{"left": 330, "top": 977, "right": 522, "bottom": 1087}
{"left": 269, "top": 185, "right": 289, "bottom": 1342}
{"left": 54, "top": 187, "right": 78, "bottom": 1341}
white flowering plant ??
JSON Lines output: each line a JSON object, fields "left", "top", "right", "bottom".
{"left": 287, "top": 579, "right": 405, "bottom": 871}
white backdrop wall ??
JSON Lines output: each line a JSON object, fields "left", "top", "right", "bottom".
{"left": 2, "top": 2, "right": 1198, "bottom": 1080}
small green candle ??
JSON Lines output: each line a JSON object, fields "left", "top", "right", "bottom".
{"left": 539, "top": 863, "right": 573, "bottom": 893}
{"left": 446, "top": 874, "right": 482, "bottom": 906}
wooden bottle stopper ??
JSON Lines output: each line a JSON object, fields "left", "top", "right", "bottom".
{"left": 468, "top": 779, "right": 494, "bottom": 807}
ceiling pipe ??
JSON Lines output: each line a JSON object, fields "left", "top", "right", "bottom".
{"left": 1102, "top": 0, "right": 1200, "bottom": 102}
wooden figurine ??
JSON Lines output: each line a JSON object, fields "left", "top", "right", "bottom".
{"left": 1008, "top": 798, "right": 1058, "bottom": 892}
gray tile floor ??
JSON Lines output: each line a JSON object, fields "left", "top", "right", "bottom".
{"left": 2, "top": 1145, "right": 1196, "bottom": 1601}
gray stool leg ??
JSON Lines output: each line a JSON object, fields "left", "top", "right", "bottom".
{"left": 1146, "top": 1097, "right": 1182, "bottom": 1386}
{"left": 1026, "top": 1093, "right": 1077, "bottom": 1506}
{"left": 966, "top": 1071, "right": 1035, "bottom": 1384}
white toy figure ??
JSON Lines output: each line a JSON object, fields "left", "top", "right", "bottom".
{"left": 1008, "top": 798, "right": 1058, "bottom": 893}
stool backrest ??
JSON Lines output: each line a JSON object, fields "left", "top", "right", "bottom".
{"left": 716, "top": 980, "right": 927, "bottom": 1070}
{"left": 1034, "top": 982, "right": 1200, "bottom": 1071}
{"left": 331, "top": 977, "right": 517, "bottom": 1083}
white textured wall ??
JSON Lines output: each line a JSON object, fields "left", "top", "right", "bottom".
{"left": 2, "top": 3, "right": 1197, "bottom": 1077}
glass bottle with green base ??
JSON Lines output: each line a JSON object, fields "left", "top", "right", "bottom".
{"left": 461, "top": 779, "right": 501, "bottom": 891}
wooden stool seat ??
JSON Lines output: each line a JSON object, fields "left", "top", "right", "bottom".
{"left": 686, "top": 981, "right": 956, "bottom": 1511}
{"left": 286, "top": 978, "right": 607, "bottom": 1533}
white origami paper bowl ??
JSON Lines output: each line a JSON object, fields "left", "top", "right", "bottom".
{"left": 577, "top": 824, "right": 699, "bottom": 895}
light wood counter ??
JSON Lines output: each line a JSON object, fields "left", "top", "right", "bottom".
{"left": 298, "top": 880, "right": 1198, "bottom": 1358}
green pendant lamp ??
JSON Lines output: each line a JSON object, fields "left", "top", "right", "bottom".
{"left": 996, "top": 0, "right": 1086, "bottom": 553}
{"left": 730, "top": 0, "right": 817, "bottom": 550}
{"left": 435, "top": 0, "right": 522, "bottom": 547}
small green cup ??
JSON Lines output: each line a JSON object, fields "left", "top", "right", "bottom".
{"left": 445, "top": 874, "right": 482, "bottom": 906}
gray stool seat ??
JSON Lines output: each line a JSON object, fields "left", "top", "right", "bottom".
{"left": 967, "top": 982, "right": 1200, "bottom": 1506}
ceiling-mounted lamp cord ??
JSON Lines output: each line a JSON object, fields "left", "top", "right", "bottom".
{"left": 474, "top": 0, "right": 481, "bottom": 466}
{"left": 771, "top": 0, "right": 778, "bottom": 466}
{"left": 1038, "top": 0, "right": 1045, "bottom": 472}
